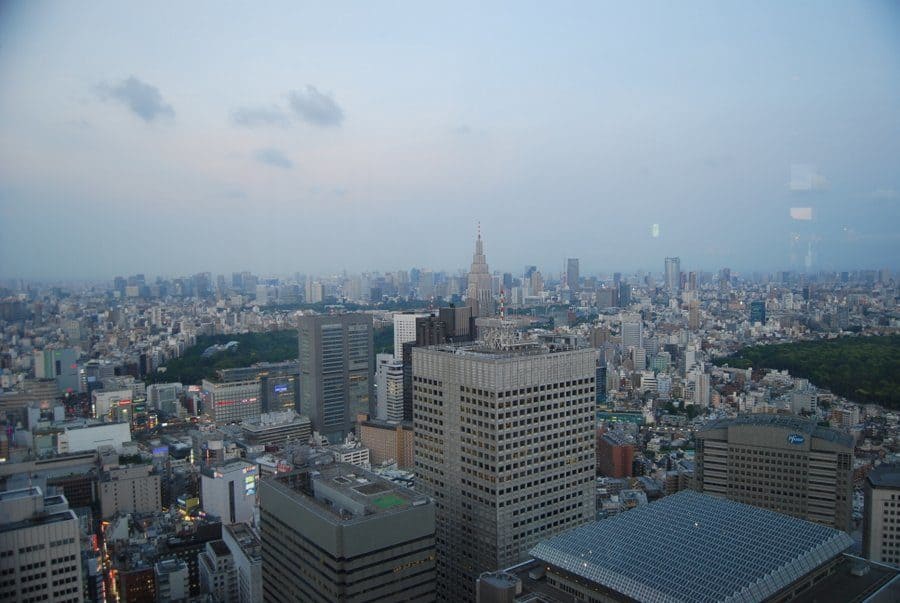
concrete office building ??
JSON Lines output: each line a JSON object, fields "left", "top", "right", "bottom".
{"left": 199, "top": 540, "right": 237, "bottom": 603}
{"left": 298, "top": 313, "right": 374, "bottom": 442}
{"left": 221, "top": 523, "right": 262, "bottom": 603}
{"left": 200, "top": 461, "right": 258, "bottom": 525}
{"left": 154, "top": 558, "right": 189, "bottom": 603}
{"left": 92, "top": 389, "right": 133, "bottom": 420}
{"left": 375, "top": 353, "right": 405, "bottom": 422}
{"left": 57, "top": 421, "right": 132, "bottom": 454}
{"left": 216, "top": 361, "right": 300, "bottom": 414}
{"left": 359, "top": 417, "right": 414, "bottom": 468}
{"left": 99, "top": 464, "right": 162, "bottom": 519}
{"left": 0, "top": 487, "right": 84, "bottom": 603}
{"left": 695, "top": 415, "right": 853, "bottom": 531}
{"left": 394, "top": 313, "right": 430, "bottom": 361}
{"left": 239, "top": 411, "right": 311, "bottom": 446}
{"left": 259, "top": 464, "right": 436, "bottom": 602}
{"left": 863, "top": 464, "right": 900, "bottom": 565}
{"left": 201, "top": 379, "right": 261, "bottom": 425}
{"left": 413, "top": 331, "right": 596, "bottom": 601}
{"left": 147, "top": 383, "right": 182, "bottom": 416}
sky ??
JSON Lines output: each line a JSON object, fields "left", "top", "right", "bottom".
{"left": 1, "top": 1, "right": 898, "bottom": 279}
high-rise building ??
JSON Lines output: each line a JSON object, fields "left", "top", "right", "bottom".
{"left": 0, "top": 487, "right": 84, "bottom": 603}
{"left": 413, "top": 332, "right": 596, "bottom": 600}
{"left": 394, "top": 312, "right": 430, "bottom": 361}
{"left": 259, "top": 464, "right": 436, "bottom": 602}
{"left": 621, "top": 320, "right": 642, "bottom": 350}
{"left": 298, "top": 313, "right": 374, "bottom": 442}
{"left": 155, "top": 558, "right": 190, "bottom": 603}
{"left": 375, "top": 353, "right": 405, "bottom": 422}
{"left": 688, "top": 299, "right": 700, "bottom": 330}
{"left": 200, "top": 460, "right": 258, "bottom": 525}
{"left": 466, "top": 227, "right": 494, "bottom": 318}
{"left": 863, "top": 464, "right": 900, "bottom": 565}
{"left": 566, "top": 258, "right": 580, "bottom": 291}
{"left": 665, "top": 256, "right": 681, "bottom": 294}
{"left": 695, "top": 415, "right": 853, "bottom": 531}
{"left": 750, "top": 299, "right": 767, "bottom": 325}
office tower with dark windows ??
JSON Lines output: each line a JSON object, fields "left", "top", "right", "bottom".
{"left": 298, "top": 313, "right": 374, "bottom": 442}
{"left": 566, "top": 258, "right": 580, "bottom": 291}
{"left": 863, "top": 464, "right": 900, "bottom": 565}
{"left": 750, "top": 299, "right": 767, "bottom": 325}
{"left": 259, "top": 464, "right": 436, "bottom": 602}
{"left": 665, "top": 256, "right": 681, "bottom": 294}
{"left": 413, "top": 330, "right": 596, "bottom": 600}
{"left": 695, "top": 415, "right": 853, "bottom": 531}
{"left": 217, "top": 361, "right": 301, "bottom": 414}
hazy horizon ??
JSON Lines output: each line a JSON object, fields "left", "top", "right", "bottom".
{"left": 1, "top": 1, "right": 898, "bottom": 279}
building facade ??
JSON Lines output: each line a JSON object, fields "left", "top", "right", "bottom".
{"left": 201, "top": 379, "right": 261, "bottom": 425}
{"left": 466, "top": 229, "right": 494, "bottom": 318}
{"left": 298, "top": 314, "right": 374, "bottom": 442}
{"left": 863, "top": 464, "right": 900, "bottom": 565}
{"left": 695, "top": 415, "right": 853, "bottom": 531}
{"left": 375, "top": 353, "right": 405, "bottom": 422}
{"left": 413, "top": 335, "right": 596, "bottom": 600}
{"left": 200, "top": 461, "right": 258, "bottom": 525}
{"left": 99, "top": 464, "right": 162, "bottom": 519}
{"left": 259, "top": 464, "right": 436, "bottom": 602}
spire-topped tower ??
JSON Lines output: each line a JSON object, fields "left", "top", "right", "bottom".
{"left": 466, "top": 224, "right": 495, "bottom": 318}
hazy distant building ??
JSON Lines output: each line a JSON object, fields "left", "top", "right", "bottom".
{"left": 566, "top": 258, "right": 580, "bottom": 291}
{"left": 695, "top": 415, "right": 853, "bottom": 531}
{"left": 466, "top": 228, "right": 495, "bottom": 318}
{"left": 259, "top": 464, "right": 436, "bottom": 602}
{"left": 863, "top": 464, "right": 900, "bottom": 565}
{"left": 750, "top": 299, "right": 767, "bottom": 325}
{"left": 413, "top": 332, "right": 596, "bottom": 600}
{"left": 665, "top": 256, "right": 681, "bottom": 294}
{"left": 298, "top": 314, "right": 374, "bottom": 442}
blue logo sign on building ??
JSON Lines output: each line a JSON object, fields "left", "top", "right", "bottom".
{"left": 787, "top": 433, "right": 805, "bottom": 445}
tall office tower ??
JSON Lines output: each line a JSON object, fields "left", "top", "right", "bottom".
{"left": 863, "top": 464, "right": 900, "bottom": 565}
{"left": 0, "top": 487, "right": 85, "bottom": 603}
{"left": 466, "top": 227, "right": 495, "bottom": 317}
{"left": 394, "top": 312, "right": 430, "bottom": 361}
{"left": 750, "top": 299, "right": 767, "bottom": 325}
{"left": 566, "top": 258, "right": 580, "bottom": 291}
{"left": 200, "top": 460, "right": 259, "bottom": 525}
{"left": 413, "top": 333, "right": 596, "bottom": 600}
{"left": 688, "top": 299, "right": 700, "bottom": 330}
{"left": 201, "top": 378, "right": 261, "bottom": 424}
{"left": 375, "top": 353, "right": 405, "bottom": 422}
{"left": 298, "top": 313, "right": 374, "bottom": 442}
{"left": 695, "top": 416, "right": 853, "bottom": 531}
{"left": 439, "top": 306, "right": 473, "bottom": 341}
{"left": 621, "top": 320, "right": 642, "bottom": 350}
{"left": 664, "top": 256, "right": 681, "bottom": 294}
{"left": 259, "top": 464, "right": 436, "bottom": 602}
{"left": 687, "top": 270, "right": 698, "bottom": 291}
{"left": 399, "top": 313, "right": 452, "bottom": 422}
{"left": 719, "top": 267, "right": 732, "bottom": 292}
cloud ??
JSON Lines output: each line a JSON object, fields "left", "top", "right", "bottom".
{"left": 288, "top": 85, "right": 344, "bottom": 127}
{"left": 97, "top": 76, "right": 174, "bottom": 122}
{"left": 254, "top": 148, "right": 293, "bottom": 169}
{"left": 232, "top": 106, "right": 289, "bottom": 128}
{"left": 788, "top": 163, "right": 828, "bottom": 192}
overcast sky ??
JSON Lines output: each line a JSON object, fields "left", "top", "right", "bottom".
{"left": 1, "top": 1, "right": 898, "bottom": 279}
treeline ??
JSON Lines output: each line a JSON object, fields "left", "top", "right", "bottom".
{"left": 147, "top": 330, "right": 298, "bottom": 386}
{"left": 715, "top": 335, "right": 900, "bottom": 408}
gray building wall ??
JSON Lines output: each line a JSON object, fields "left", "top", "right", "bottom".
{"left": 413, "top": 343, "right": 597, "bottom": 601}
{"left": 298, "top": 314, "right": 374, "bottom": 442}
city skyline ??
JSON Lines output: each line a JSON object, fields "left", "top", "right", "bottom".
{"left": 1, "top": 2, "right": 899, "bottom": 278}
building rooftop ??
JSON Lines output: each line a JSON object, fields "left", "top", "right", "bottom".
{"left": 530, "top": 490, "right": 853, "bottom": 603}
{"left": 699, "top": 414, "right": 854, "bottom": 448}
{"left": 868, "top": 464, "right": 900, "bottom": 488}
{"left": 271, "top": 462, "right": 429, "bottom": 524}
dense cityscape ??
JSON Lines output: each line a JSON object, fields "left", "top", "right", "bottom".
{"left": 0, "top": 229, "right": 898, "bottom": 601}
{"left": 3, "top": 2, "right": 899, "bottom": 602}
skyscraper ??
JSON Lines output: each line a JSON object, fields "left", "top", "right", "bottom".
{"left": 375, "top": 353, "right": 404, "bottom": 422}
{"left": 298, "top": 314, "right": 374, "bottom": 442}
{"left": 665, "top": 256, "right": 681, "bottom": 294}
{"left": 750, "top": 300, "right": 767, "bottom": 325}
{"left": 566, "top": 258, "right": 580, "bottom": 291}
{"left": 466, "top": 226, "right": 494, "bottom": 317}
{"left": 413, "top": 331, "right": 596, "bottom": 600}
